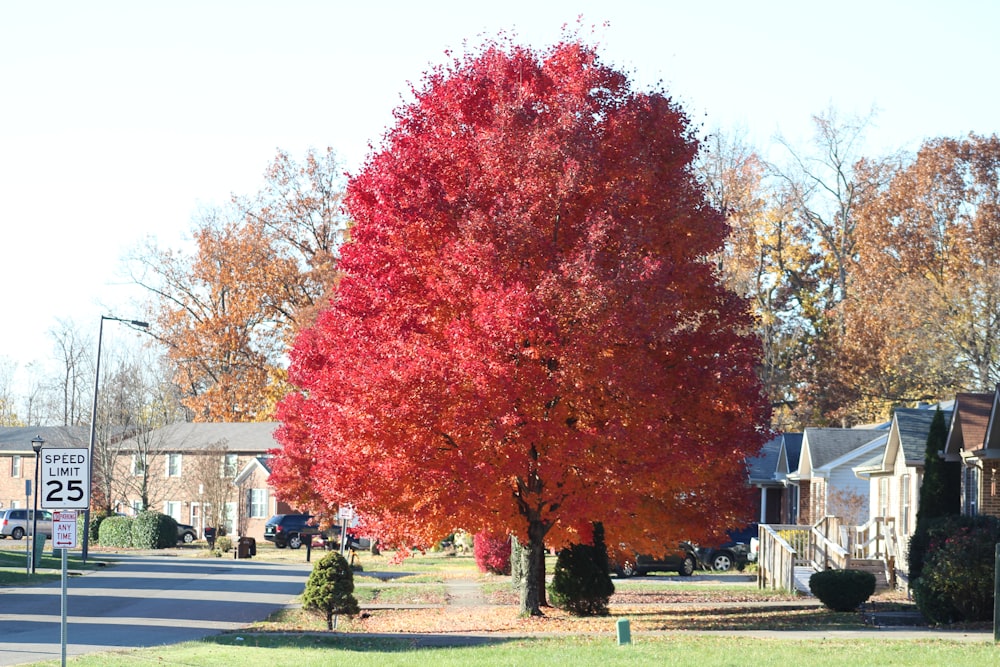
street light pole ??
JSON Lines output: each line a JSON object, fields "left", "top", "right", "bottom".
{"left": 83, "top": 315, "right": 149, "bottom": 563}
{"left": 30, "top": 435, "right": 44, "bottom": 575}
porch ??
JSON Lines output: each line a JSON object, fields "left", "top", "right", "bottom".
{"left": 757, "top": 516, "right": 900, "bottom": 595}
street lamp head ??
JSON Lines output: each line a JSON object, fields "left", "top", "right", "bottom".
{"left": 31, "top": 436, "right": 44, "bottom": 454}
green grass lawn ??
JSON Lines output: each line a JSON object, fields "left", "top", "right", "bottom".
{"left": 34, "top": 634, "right": 998, "bottom": 667}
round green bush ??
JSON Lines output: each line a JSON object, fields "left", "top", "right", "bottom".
{"left": 809, "top": 569, "right": 876, "bottom": 611}
{"left": 548, "top": 524, "right": 615, "bottom": 616}
{"left": 912, "top": 516, "right": 1000, "bottom": 624}
{"left": 132, "top": 511, "right": 178, "bottom": 549}
{"left": 98, "top": 515, "right": 134, "bottom": 547}
{"left": 303, "top": 551, "right": 360, "bottom": 630}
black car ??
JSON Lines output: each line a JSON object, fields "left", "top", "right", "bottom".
{"left": 263, "top": 513, "right": 319, "bottom": 549}
{"left": 176, "top": 523, "right": 198, "bottom": 544}
{"left": 616, "top": 544, "right": 699, "bottom": 577}
{"left": 694, "top": 525, "right": 756, "bottom": 572}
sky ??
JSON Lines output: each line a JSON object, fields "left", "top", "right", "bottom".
{"left": 1, "top": 0, "right": 998, "bottom": 393}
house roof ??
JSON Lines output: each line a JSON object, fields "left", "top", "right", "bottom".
{"left": 800, "top": 427, "right": 883, "bottom": 473}
{"left": 747, "top": 434, "right": 782, "bottom": 484}
{"left": 781, "top": 433, "right": 803, "bottom": 473}
{"left": 892, "top": 408, "right": 951, "bottom": 465}
{"left": 118, "top": 422, "right": 280, "bottom": 453}
{"left": 0, "top": 426, "right": 88, "bottom": 453}
{"left": 234, "top": 455, "right": 273, "bottom": 485}
{"left": 944, "top": 393, "right": 991, "bottom": 458}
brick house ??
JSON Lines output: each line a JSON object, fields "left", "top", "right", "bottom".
{"left": 944, "top": 389, "right": 1000, "bottom": 518}
{"left": 110, "top": 422, "right": 297, "bottom": 541}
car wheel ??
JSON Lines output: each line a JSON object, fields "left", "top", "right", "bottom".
{"left": 619, "top": 561, "right": 636, "bottom": 577}
{"left": 182, "top": 532, "right": 195, "bottom": 544}
{"left": 289, "top": 534, "right": 303, "bottom": 549}
{"left": 680, "top": 555, "right": 696, "bottom": 577}
{"left": 11, "top": 527, "right": 25, "bottom": 540}
{"left": 711, "top": 551, "right": 735, "bottom": 572}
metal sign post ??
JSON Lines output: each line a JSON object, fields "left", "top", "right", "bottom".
{"left": 40, "top": 451, "right": 88, "bottom": 667}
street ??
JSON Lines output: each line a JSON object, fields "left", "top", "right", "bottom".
{"left": 0, "top": 553, "right": 312, "bottom": 666}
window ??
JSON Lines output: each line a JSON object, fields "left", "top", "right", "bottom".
{"left": 222, "top": 454, "right": 238, "bottom": 478}
{"left": 133, "top": 455, "right": 147, "bottom": 476}
{"left": 964, "top": 466, "right": 980, "bottom": 516}
{"left": 167, "top": 453, "right": 182, "bottom": 478}
{"left": 878, "top": 477, "right": 889, "bottom": 518}
{"left": 11, "top": 455, "right": 21, "bottom": 478}
{"left": 249, "top": 489, "right": 267, "bottom": 518}
{"left": 900, "top": 474, "right": 911, "bottom": 535}
{"left": 164, "top": 501, "right": 181, "bottom": 522}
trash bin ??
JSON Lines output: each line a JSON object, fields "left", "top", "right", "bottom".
{"left": 32, "top": 533, "right": 46, "bottom": 568}
{"left": 235, "top": 536, "right": 255, "bottom": 559}
{"left": 204, "top": 527, "right": 216, "bottom": 549}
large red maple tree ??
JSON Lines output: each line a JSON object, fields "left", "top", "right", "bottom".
{"left": 271, "top": 38, "right": 771, "bottom": 615}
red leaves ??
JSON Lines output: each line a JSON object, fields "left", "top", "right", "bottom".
{"left": 272, "top": 37, "right": 770, "bottom": 555}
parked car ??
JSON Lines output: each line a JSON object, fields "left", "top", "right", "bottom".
{"left": 694, "top": 525, "right": 757, "bottom": 571}
{"left": 263, "top": 513, "right": 320, "bottom": 549}
{"left": 615, "top": 544, "right": 699, "bottom": 577}
{"left": 176, "top": 523, "right": 198, "bottom": 544}
{"left": 0, "top": 508, "right": 53, "bottom": 540}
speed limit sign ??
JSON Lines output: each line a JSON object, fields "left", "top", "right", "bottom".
{"left": 39, "top": 448, "right": 90, "bottom": 510}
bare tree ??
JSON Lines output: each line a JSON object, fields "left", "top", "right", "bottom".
{"left": 191, "top": 440, "right": 237, "bottom": 536}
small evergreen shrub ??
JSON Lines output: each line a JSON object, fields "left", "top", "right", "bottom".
{"left": 548, "top": 523, "right": 614, "bottom": 616}
{"left": 132, "top": 511, "right": 178, "bottom": 549}
{"left": 98, "top": 516, "right": 134, "bottom": 548}
{"left": 215, "top": 535, "right": 233, "bottom": 554}
{"left": 808, "top": 569, "right": 876, "bottom": 611}
{"left": 87, "top": 508, "right": 114, "bottom": 545}
{"left": 473, "top": 530, "right": 511, "bottom": 575}
{"left": 303, "top": 551, "right": 360, "bottom": 630}
{"left": 912, "top": 516, "right": 1000, "bottom": 624}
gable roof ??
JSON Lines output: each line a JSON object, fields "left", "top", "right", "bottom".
{"left": 0, "top": 426, "right": 88, "bottom": 453}
{"left": 118, "top": 422, "right": 280, "bottom": 453}
{"left": 944, "top": 393, "right": 992, "bottom": 460}
{"left": 798, "top": 428, "right": 883, "bottom": 476}
{"left": 747, "top": 434, "right": 782, "bottom": 484}
{"left": 891, "top": 408, "right": 951, "bottom": 466}
{"left": 780, "top": 433, "right": 803, "bottom": 474}
{"left": 234, "top": 455, "right": 273, "bottom": 485}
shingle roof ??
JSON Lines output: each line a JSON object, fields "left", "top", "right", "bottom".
{"left": 782, "top": 433, "right": 803, "bottom": 472}
{"left": 747, "top": 434, "right": 782, "bottom": 483}
{"left": 893, "top": 408, "right": 952, "bottom": 464}
{"left": 0, "top": 426, "right": 88, "bottom": 453}
{"left": 803, "top": 428, "right": 883, "bottom": 469}
{"left": 117, "top": 422, "right": 280, "bottom": 453}
{"left": 948, "top": 393, "right": 992, "bottom": 454}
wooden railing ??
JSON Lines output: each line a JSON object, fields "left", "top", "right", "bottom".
{"left": 851, "top": 516, "right": 898, "bottom": 561}
{"left": 757, "top": 518, "right": 851, "bottom": 593}
{"left": 810, "top": 515, "right": 850, "bottom": 570}
{"left": 757, "top": 524, "right": 802, "bottom": 593}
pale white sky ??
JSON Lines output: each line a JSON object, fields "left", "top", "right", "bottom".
{"left": 1, "top": 0, "right": 996, "bottom": 391}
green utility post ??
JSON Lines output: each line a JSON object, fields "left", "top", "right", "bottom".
{"left": 616, "top": 618, "right": 632, "bottom": 645}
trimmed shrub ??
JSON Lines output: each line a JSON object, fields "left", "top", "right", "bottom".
{"left": 86, "top": 508, "right": 114, "bottom": 545}
{"left": 548, "top": 523, "right": 614, "bottom": 616}
{"left": 474, "top": 530, "right": 511, "bottom": 575}
{"left": 912, "top": 516, "right": 1000, "bottom": 624}
{"left": 303, "top": 551, "right": 360, "bottom": 630}
{"left": 215, "top": 535, "right": 233, "bottom": 554}
{"left": 809, "top": 569, "right": 876, "bottom": 611}
{"left": 132, "top": 511, "right": 178, "bottom": 549}
{"left": 98, "top": 516, "right": 134, "bottom": 548}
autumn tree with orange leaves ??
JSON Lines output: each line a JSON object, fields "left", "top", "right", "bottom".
{"left": 271, "top": 38, "right": 771, "bottom": 617}
{"left": 132, "top": 149, "right": 348, "bottom": 421}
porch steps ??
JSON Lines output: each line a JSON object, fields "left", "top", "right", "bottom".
{"left": 793, "top": 566, "right": 814, "bottom": 595}
{"left": 847, "top": 558, "right": 892, "bottom": 591}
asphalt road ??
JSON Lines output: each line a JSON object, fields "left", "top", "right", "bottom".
{"left": 0, "top": 553, "right": 312, "bottom": 666}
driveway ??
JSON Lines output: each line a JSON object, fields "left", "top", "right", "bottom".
{"left": 0, "top": 553, "right": 312, "bottom": 666}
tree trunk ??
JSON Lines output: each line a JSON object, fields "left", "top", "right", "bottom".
{"left": 518, "top": 518, "right": 548, "bottom": 616}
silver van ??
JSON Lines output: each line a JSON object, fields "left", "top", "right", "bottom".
{"left": 0, "top": 508, "right": 53, "bottom": 539}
